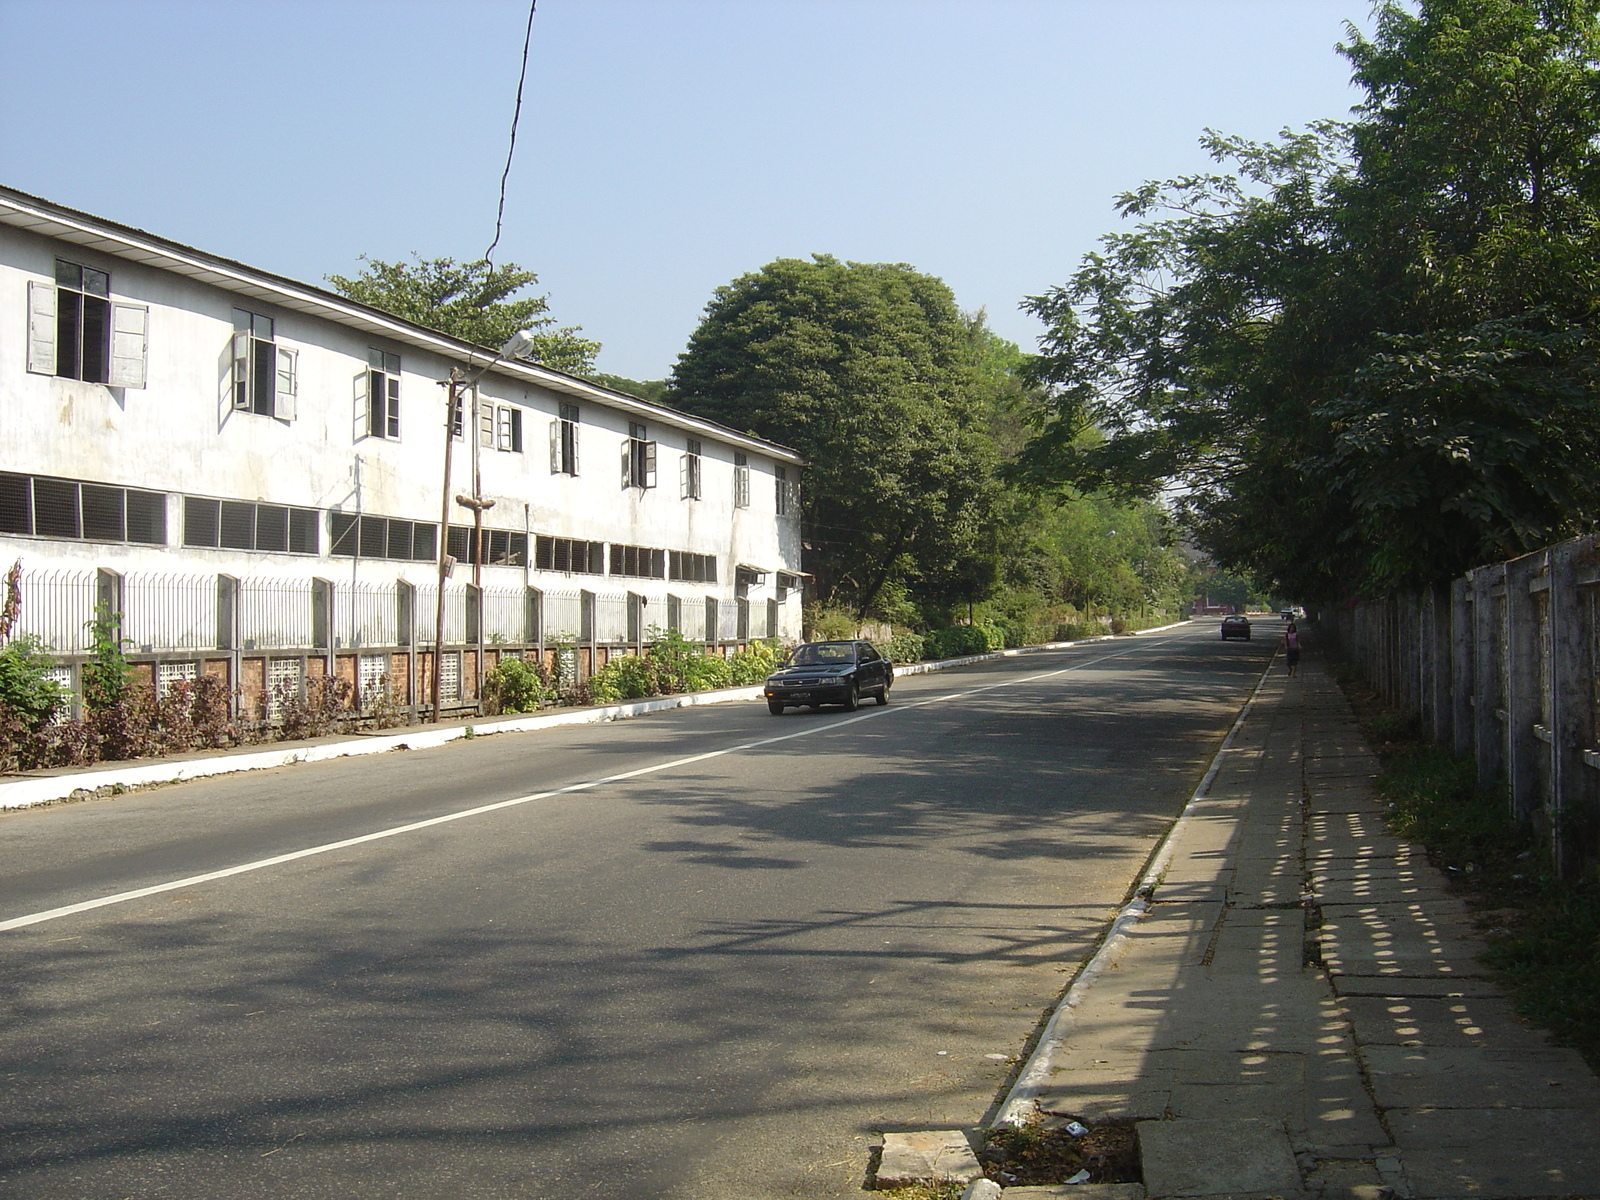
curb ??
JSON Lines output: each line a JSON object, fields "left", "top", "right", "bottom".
{"left": 994, "top": 640, "right": 1274, "bottom": 1126}
{"left": 0, "top": 622, "right": 1193, "bottom": 811}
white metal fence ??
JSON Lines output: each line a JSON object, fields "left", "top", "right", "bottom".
{"left": 11, "top": 567, "right": 96, "bottom": 652}
{"left": 6, "top": 569, "right": 790, "bottom": 657}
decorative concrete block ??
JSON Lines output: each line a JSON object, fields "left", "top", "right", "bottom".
{"left": 876, "top": 1130, "right": 983, "bottom": 1188}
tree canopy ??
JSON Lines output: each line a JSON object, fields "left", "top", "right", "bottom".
{"left": 328, "top": 254, "right": 600, "bottom": 373}
{"left": 669, "top": 255, "right": 1001, "bottom": 616}
{"left": 1020, "top": 0, "right": 1600, "bottom": 599}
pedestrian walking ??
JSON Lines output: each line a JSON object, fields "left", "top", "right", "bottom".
{"left": 1284, "top": 621, "right": 1300, "bottom": 677}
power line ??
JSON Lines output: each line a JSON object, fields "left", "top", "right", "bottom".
{"left": 483, "top": 0, "right": 537, "bottom": 270}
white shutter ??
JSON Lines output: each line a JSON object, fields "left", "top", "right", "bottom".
{"left": 479, "top": 403, "right": 494, "bottom": 447}
{"left": 274, "top": 346, "right": 298, "bottom": 420}
{"left": 643, "top": 441, "right": 658, "bottom": 489}
{"left": 107, "top": 303, "right": 149, "bottom": 388}
{"left": 571, "top": 422, "right": 579, "bottom": 474}
{"left": 496, "top": 406, "right": 512, "bottom": 450}
{"left": 27, "top": 281, "right": 57, "bottom": 375}
{"left": 550, "top": 419, "right": 561, "bottom": 473}
{"left": 621, "top": 439, "right": 632, "bottom": 488}
{"left": 354, "top": 369, "right": 370, "bottom": 438}
{"left": 679, "top": 453, "right": 690, "bottom": 499}
{"left": 231, "top": 330, "right": 252, "bottom": 409}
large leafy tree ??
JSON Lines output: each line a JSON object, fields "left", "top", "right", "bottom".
{"left": 669, "top": 255, "right": 998, "bottom": 617}
{"left": 1022, "top": 0, "right": 1600, "bottom": 598}
{"left": 328, "top": 254, "right": 600, "bottom": 373}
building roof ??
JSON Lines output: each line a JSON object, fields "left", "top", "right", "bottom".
{"left": 0, "top": 183, "right": 802, "bottom": 465}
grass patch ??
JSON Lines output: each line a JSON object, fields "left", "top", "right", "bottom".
{"left": 873, "top": 1184, "right": 965, "bottom": 1200}
{"left": 1334, "top": 667, "right": 1600, "bottom": 1069}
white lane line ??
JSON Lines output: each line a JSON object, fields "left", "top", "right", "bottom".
{"left": 2, "top": 634, "right": 1190, "bottom": 934}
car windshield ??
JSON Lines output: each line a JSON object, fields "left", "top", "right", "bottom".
{"left": 786, "top": 642, "right": 857, "bottom": 667}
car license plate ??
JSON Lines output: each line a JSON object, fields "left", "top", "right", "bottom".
{"left": 790, "top": 691, "right": 811, "bottom": 700}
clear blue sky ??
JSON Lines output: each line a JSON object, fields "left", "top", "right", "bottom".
{"left": 0, "top": 0, "right": 1368, "bottom": 381}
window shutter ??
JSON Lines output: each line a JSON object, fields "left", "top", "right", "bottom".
{"left": 231, "top": 330, "right": 252, "bottom": 409}
{"left": 643, "top": 441, "right": 657, "bottom": 489}
{"left": 274, "top": 346, "right": 298, "bottom": 420}
{"left": 571, "top": 423, "right": 579, "bottom": 475}
{"left": 353, "top": 370, "right": 370, "bottom": 438}
{"left": 107, "top": 303, "right": 149, "bottom": 388}
{"left": 479, "top": 401, "right": 494, "bottom": 447}
{"left": 496, "top": 406, "right": 512, "bottom": 450}
{"left": 550, "top": 419, "right": 561, "bottom": 473}
{"left": 679, "top": 453, "right": 690, "bottom": 499}
{"left": 621, "top": 439, "right": 632, "bottom": 489}
{"left": 27, "top": 281, "right": 57, "bottom": 375}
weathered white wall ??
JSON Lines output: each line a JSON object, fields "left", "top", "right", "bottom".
{"left": 0, "top": 215, "right": 801, "bottom": 634}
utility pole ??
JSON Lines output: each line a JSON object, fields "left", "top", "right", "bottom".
{"left": 429, "top": 331, "right": 537, "bottom": 724}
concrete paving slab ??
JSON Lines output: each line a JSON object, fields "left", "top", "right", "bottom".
{"left": 1149, "top": 1049, "right": 1306, "bottom": 1088}
{"left": 1137, "top": 1117, "right": 1302, "bottom": 1197}
{"left": 1003, "top": 1186, "right": 1147, "bottom": 1199}
{"left": 1388, "top": 1108, "right": 1600, "bottom": 1197}
{"left": 1329, "top": 975, "right": 1502, "bottom": 998}
{"left": 1360, "top": 1044, "right": 1600, "bottom": 1109}
{"left": 1300, "top": 1159, "right": 1388, "bottom": 1200}
{"left": 1338, "top": 994, "right": 1552, "bottom": 1050}
{"left": 877, "top": 1130, "right": 984, "bottom": 1187}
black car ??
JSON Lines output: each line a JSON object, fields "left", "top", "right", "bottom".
{"left": 1221, "top": 615, "right": 1252, "bottom": 640}
{"left": 764, "top": 640, "right": 892, "bottom": 714}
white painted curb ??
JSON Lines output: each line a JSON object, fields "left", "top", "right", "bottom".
{"left": 0, "top": 621, "right": 1193, "bottom": 811}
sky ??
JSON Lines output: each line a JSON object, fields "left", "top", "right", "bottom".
{"left": 0, "top": 0, "right": 1369, "bottom": 382}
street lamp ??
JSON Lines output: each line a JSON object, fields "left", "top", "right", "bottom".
{"left": 431, "top": 330, "right": 538, "bottom": 723}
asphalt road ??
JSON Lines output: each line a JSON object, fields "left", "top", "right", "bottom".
{"left": 1, "top": 620, "right": 1275, "bottom": 1199}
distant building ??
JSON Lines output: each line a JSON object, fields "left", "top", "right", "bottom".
{"left": 0, "top": 184, "right": 803, "bottom": 715}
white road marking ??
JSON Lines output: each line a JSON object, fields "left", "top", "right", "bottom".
{"left": 3, "top": 633, "right": 1193, "bottom": 933}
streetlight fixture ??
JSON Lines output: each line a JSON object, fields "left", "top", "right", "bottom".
{"left": 431, "top": 330, "right": 538, "bottom": 723}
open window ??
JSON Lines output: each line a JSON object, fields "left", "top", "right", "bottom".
{"left": 27, "top": 260, "right": 147, "bottom": 388}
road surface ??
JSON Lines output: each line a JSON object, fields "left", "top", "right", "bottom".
{"left": 0, "top": 621, "right": 1273, "bottom": 1198}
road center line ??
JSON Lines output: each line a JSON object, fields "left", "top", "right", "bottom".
{"left": 2, "top": 634, "right": 1190, "bottom": 933}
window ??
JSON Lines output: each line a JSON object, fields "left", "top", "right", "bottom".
{"left": 668, "top": 550, "right": 718, "bottom": 584}
{"left": 609, "top": 543, "right": 666, "bottom": 579}
{"left": 329, "top": 512, "right": 436, "bottom": 561}
{"left": 182, "top": 496, "right": 318, "bottom": 554}
{"left": 622, "top": 421, "right": 657, "bottom": 489}
{"left": 680, "top": 439, "right": 702, "bottom": 500}
{"left": 534, "top": 535, "right": 605, "bottom": 575}
{"left": 26, "top": 259, "right": 148, "bottom": 387}
{"left": 776, "top": 464, "right": 796, "bottom": 516}
{"left": 366, "top": 349, "right": 400, "bottom": 439}
{"left": 446, "top": 527, "right": 529, "bottom": 567}
{"left": 0, "top": 471, "right": 166, "bottom": 544}
{"left": 733, "top": 452, "right": 751, "bottom": 508}
{"left": 231, "top": 308, "right": 296, "bottom": 419}
{"left": 479, "top": 401, "right": 522, "bottom": 453}
{"left": 157, "top": 661, "right": 199, "bottom": 698}
{"left": 551, "top": 402, "right": 579, "bottom": 475}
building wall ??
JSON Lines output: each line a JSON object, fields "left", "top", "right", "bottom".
{"left": 0, "top": 211, "right": 803, "bottom": 668}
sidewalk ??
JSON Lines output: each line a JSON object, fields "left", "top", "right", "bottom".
{"left": 1003, "top": 652, "right": 1600, "bottom": 1199}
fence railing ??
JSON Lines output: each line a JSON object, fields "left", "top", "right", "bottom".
{"left": 1325, "top": 532, "right": 1600, "bottom": 875}
{"left": 10, "top": 567, "right": 796, "bottom": 659}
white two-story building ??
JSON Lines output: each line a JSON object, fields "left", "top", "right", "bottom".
{"left": 0, "top": 184, "right": 804, "bottom": 715}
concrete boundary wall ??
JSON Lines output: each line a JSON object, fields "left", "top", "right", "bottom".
{"left": 0, "top": 623, "right": 1189, "bottom": 812}
{"left": 1325, "top": 534, "right": 1599, "bottom": 874}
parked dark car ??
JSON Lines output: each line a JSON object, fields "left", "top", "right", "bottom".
{"left": 764, "top": 640, "right": 892, "bottom": 714}
{"left": 1221, "top": 615, "right": 1252, "bottom": 640}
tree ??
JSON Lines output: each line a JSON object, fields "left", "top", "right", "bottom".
{"left": 669, "top": 255, "right": 998, "bottom": 617}
{"left": 582, "top": 372, "right": 670, "bottom": 403}
{"left": 1021, "top": 0, "right": 1600, "bottom": 599}
{"left": 328, "top": 254, "right": 600, "bottom": 373}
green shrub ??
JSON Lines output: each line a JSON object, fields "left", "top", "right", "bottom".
{"left": 730, "top": 640, "right": 784, "bottom": 685}
{"left": 886, "top": 631, "right": 925, "bottom": 663}
{"left": 810, "top": 608, "right": 857, "bottom": 640}
{"left": 482, "top": 657, "right": 548, "bottom": 714}
{"left": 683, "top": 651, "right": 733, "bottom": 692}
{"left": 82, "top": 604, "right": 133, "bottom": 712}
{"left": 0, "top": 635, "right": 68, "bottom": 733}
{"left": 925, "top": 624, "right": 1004, "bottom": 659}
{"left": 588, "top": 653, "right": 657, "bottom": 704}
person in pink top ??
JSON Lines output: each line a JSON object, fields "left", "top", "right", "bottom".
{"left": 1284, "top": 622, "right": 1301, "bottom": 677}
